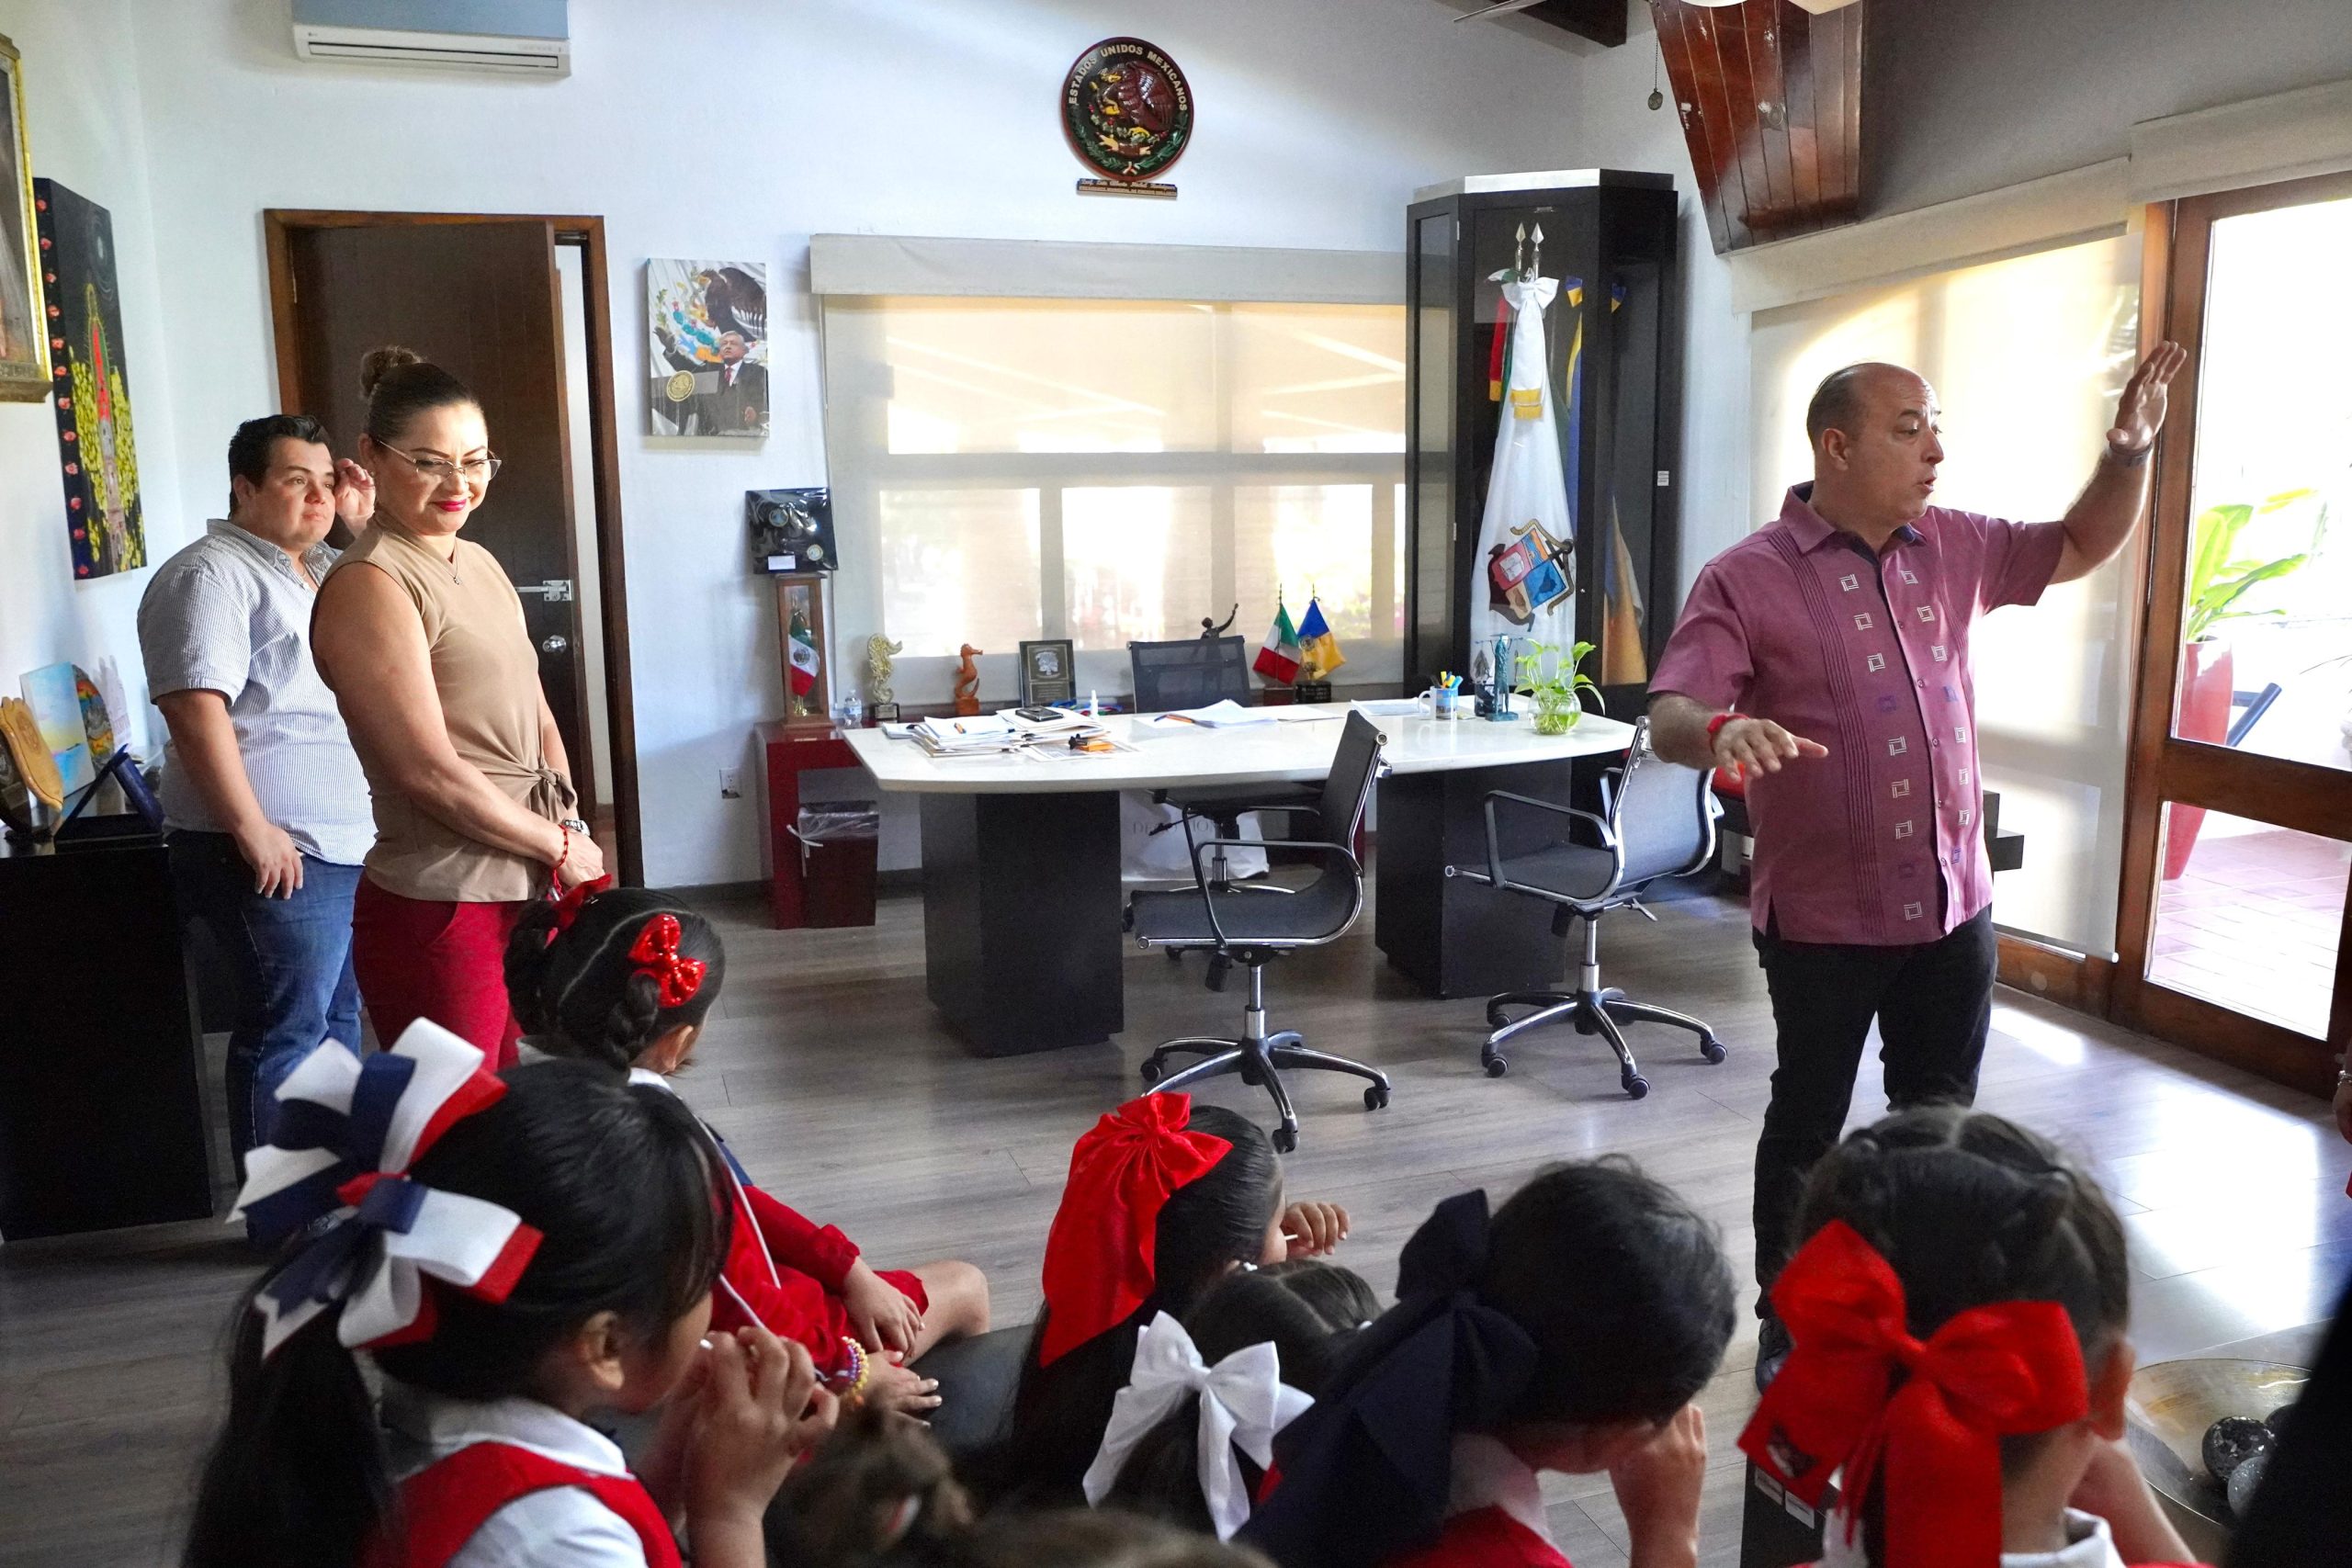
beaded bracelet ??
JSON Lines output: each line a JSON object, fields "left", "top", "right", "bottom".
{"left": 835, "top": 1336, "right": 871, "bottom": 1401}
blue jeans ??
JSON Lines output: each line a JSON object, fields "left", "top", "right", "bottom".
{"left": 169, "top": 830, "right": 363, "bottom": 1169}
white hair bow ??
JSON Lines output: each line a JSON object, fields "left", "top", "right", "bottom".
{"left": 232, "top": 1021, "right": 540, "bottom": 1359}
{"left": 1081, "top": 1312, "right": 1314, "bottom": 1540}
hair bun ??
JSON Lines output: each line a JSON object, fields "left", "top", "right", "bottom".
{"left": 359, "top": 344, "right": 426, "bottom": 399}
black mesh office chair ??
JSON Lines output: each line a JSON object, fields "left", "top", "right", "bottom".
{"left": 1129, "top": 635, "right": 1315, "bottom": 911}
{"left": 1125, "top": 711, "right": 1391, "bottom": 1151}
{"left": 1128, "top": 637, "right": 1251, "bottom": 712}
{"left": 1445, "top": 716, "right": 1728, "bottom": 1097}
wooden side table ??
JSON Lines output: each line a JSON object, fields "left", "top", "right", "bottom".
{"left": 757, "top": 722, "right": 863, "bottom": 930}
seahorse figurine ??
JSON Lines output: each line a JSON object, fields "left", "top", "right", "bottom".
{"left": 865, "top": 634, "right": 903, "bottom": 706}
{"left": 953, "top": 644, "right": 982, "bottom": 716}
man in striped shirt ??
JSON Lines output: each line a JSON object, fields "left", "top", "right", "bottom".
{"left": 139, "top": 414, "right": 378, "bottom": 1174}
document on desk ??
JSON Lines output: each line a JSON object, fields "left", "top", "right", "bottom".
{"left": 1133, "top": 699, "right": 1279, "bottom": 740}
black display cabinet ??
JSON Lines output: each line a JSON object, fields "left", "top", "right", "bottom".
{"left": 1404, "top": 170, "right": 1683, "bottom": 716}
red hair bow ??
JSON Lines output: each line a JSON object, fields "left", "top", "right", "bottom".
{"left": 548, "top": 874, "right": 613, "bottom": 936}
{"left": 1737, "top": 1221, "right": 2090, "bottom": 1568}
{"left": 628, "top": 913, "right": 707, "bottom": 1008}
{"left": 1037, "top": 1094, "right": 1232, "bottom": 1367}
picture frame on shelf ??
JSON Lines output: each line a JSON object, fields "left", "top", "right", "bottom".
{"left": 774, "top": 573, "right": 832, "bottom": 731}
{"left": 1019, "top": 638, "right": 1077, "bottom": 707}
{"left": 0, "top": 34, "right": 49, "bottom": 403}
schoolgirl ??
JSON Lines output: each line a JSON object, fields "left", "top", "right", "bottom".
{"left": 1742, "top": 1105, "right": 2204, "bottom": 1568}
{"left": 1087, "top": 1261, "right": 1382, "bottom": 1540}
{"left": 1003, "top": 1094, "right": 1351, "bottom": 1506}
{"left": 183, "top": 1022, "right": 833, "bottom": 1568}
{"left": 1244, "top": 1159, "right": 1736, "bottom": 1568}
{"left": 503, "top": 884, "right": 989, "bottom": 1415}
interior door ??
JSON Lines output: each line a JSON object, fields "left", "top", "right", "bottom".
{"left": 280, "top": 220, "right": 595, "bottom": 831}
{"left": 2115, "top": 175, "right": 2352, "bottom": 1091}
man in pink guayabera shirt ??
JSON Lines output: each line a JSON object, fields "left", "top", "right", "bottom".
{"left": 1646, "top": 344, "right": 2187, "bottom": 1388}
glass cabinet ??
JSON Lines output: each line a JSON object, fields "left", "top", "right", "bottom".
{"left": 1404, "top": 171, "right": 1682, "bottom": 714}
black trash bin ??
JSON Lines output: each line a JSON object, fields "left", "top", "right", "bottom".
{"left": 794, "top": 801, "right": 880, "bottom": 928}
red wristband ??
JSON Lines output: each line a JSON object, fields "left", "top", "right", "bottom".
{"left": 1706, "top": 712, "right": 1748, "bottom": 742}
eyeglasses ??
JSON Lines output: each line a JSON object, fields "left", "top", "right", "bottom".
{"left": 381, "top": 444, "right": 503, "bottom": 485}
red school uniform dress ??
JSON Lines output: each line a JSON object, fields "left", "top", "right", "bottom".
{"left": 373, "top": 1385, "right": 678, "bottom": 1568}
{"left": 628, "top": 1070, "right": 926, "bottom": 1379}
{"left": 1385, "top": 1435, "right": 1574, "bottom": 1568}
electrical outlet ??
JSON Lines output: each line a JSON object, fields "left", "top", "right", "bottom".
{"left": 718, "top": 767, "right": 742, "bottom": 799}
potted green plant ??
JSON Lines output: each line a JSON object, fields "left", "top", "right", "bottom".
{"left": 1516, "top": 639, "right": 1605, "bottom": 736}
{"left": 2165, "top": 490, "right": 2324, "bottom": 879}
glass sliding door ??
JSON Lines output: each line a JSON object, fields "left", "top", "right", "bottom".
{"left": 2117, "top": 175, "right": 2352, "bottom": 1089}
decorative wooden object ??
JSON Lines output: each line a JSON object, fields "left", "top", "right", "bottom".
{"left": 775, "top": 572, "right": 832, "bottom": 730}
{"left": 1651, "top": 0, "right": 1864, "bottom": 253}
{"left": 953, "top": 644, "right": 982, "bottom": 716}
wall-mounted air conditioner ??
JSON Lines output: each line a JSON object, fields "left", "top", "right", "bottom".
{"left": 291, "top": 0, "right": 571, "bottom": 78}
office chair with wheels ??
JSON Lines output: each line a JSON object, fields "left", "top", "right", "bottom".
{"left": 1128, "top": 633, "right": 1315, "bottom": 922}
{"left": 1445, "top": 716, "right": 1727, "bottom": 1098}
{"left": 1125, "top": 710, "right": 1391, "bottom": 1152}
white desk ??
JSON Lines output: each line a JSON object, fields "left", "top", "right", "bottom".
{"left": 841, "top": 703, "right": 1636, "bottom": 794}
{"left": 842, "top": 703, "right": 1636, "bottom": 1055}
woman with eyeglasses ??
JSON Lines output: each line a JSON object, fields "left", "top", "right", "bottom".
{"left": 312, "top": 344, "right": 605, "bottom": 1066}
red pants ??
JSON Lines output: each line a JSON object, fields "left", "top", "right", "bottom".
{"left": 352, "top": 878, "right": 528, "bottom": 1067}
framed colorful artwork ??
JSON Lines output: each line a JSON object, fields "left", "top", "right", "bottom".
{"left": 647, "top": 259, "right": 769, "bottom": 438}
{"left": 37, "top": 179, "right": 144, "bottom": 579}
{"left": 0, "top": 34, "right": 47, "bottom": 402}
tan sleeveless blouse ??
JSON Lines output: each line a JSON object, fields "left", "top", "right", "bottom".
{"left": 324, "top": 525, "right": 574, "bottom": 904}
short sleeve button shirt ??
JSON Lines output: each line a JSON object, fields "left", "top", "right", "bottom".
{"left": 1649, "top": 483, "right": 2066, "bottom": 946}
{"left": 137, "top": 521, "right": 376, "bottom": 865}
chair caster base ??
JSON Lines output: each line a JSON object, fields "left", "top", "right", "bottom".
{"left": 1363, "top": 1085, "right": 1390, "bottom": 1111}
{"left": 1272, "top": 1124, "right": 1298, "bottom": 1153}
{"left": 1622, "top": 1072, "right": 1649, "bottom": 1100}
{"left": 1701, "top": 1038, "right": 1726, "bottom": 1065}
{"left": 1139, "top": 1059, "right": 1162, "bottom": 1085}
{"left": 1482, "top": 1055, "right": 1508, "bottom": 1078}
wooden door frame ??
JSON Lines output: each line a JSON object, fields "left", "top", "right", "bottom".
{"left": 2101, "top": 172, "right": 2352, "bottom": 1093}
{"left": 262, "top": 209, "right": 644, "bottom": 887}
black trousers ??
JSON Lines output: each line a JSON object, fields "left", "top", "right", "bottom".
{"left": 1749, "top": 905, "right": 1997, "bottom": 1311}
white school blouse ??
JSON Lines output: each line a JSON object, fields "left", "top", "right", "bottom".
{"left": 379, "top": 1382, "right": 651, "bottom": 1568}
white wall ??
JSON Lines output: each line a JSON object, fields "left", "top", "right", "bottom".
{"left": 1868, "top": 0, "right": 2352, "bottom": 217}
{"left": 106, "top": 0, "right": 1720, "bottom": 886}
{"left": 0, "top": 0, "right": 183, "bottom": 759}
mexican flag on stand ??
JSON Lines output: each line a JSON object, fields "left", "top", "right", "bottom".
{"left": 1253, "top": 600, "right": 1302, "bottom": 683}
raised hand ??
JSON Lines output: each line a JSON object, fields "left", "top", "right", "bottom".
{"left": 332, "top": 457, "right": 376, "bottom": 526}
{"left": 2110, "top": 341, "right": 2188, "bottom": 455}
{"left": 1280, "top": 1200, "right": 1351, "bottom": 1258}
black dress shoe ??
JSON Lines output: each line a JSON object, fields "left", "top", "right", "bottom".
{"left": 1755, "top": 1314, "right": 1792, "bottom": 1392}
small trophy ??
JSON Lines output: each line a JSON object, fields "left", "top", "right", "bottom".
{"left": 865, "top": 634, "right": 902, "bottom": 725}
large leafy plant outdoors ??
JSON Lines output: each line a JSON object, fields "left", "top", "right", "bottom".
{"left": 2186, "top": 490, "right": 2326, "bottom": 643}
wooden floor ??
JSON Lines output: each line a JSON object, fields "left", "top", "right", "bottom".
{"left": 4, "top": 883, "right": 2346, "bottom": 1567}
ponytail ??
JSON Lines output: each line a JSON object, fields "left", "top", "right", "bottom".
{"left": 184, "top": 1303, "right": 390, "bottom": 1568}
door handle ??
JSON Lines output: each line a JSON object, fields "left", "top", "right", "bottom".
{"left": 515, "top": 579, "right": 576, "bottom": 601}
{"left": 540, "top": 634, "right": 570, "bottom": 655}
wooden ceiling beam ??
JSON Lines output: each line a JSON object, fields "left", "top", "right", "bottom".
{"left": 1652, "top": 0, "right": 1863, "bottom": 254}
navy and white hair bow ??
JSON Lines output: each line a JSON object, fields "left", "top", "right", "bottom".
{"left": 1081, "top": 1313, "right": 1313, "bottom": 1541}
{"left": 232, "top": 1020, "right": 542, "bottom": 1359}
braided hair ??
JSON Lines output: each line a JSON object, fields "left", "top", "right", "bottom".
{"left": 1792, "top": 1105, "right": 2131, "bottom": 1561}
{"left": 504, "top": 887, "right": 725, "bottom": 1074}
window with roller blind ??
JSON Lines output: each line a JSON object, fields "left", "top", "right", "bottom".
{"left": 820, "top": 296, "right": 1406, "bottom": 701}
{"left": 1749, "top": 233, "right": 2143, "bottom": 956}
